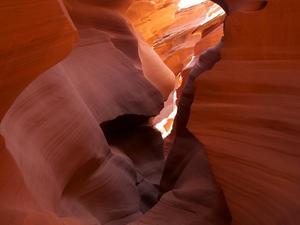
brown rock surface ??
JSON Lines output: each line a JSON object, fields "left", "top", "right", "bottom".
{"left": 189, "top": 0, "right": 300, "bottom": 224}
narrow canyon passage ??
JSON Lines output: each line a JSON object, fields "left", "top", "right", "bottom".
{"left": 1, "top": 1, "right": 300, "bottom": 225}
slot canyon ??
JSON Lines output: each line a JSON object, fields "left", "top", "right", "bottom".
{"left": 0, "top": 0, "right": 300, "bottom": 225}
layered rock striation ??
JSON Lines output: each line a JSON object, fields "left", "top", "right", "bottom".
{"left": 189, "top": 0, "right": 300, "bottom": 224}
{"left": 0, "top": 1, "right": 229, "bottom": 225}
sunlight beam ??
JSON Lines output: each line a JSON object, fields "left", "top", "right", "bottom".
{"left": 178, "top": 0, "right": 207, "bottom": 9}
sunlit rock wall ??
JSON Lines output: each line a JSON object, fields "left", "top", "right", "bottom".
{"left": 127, "top": 0, "right": 225, "bottom": 75}
{"left": 127, "top": 0, "right": 225, "bottom": 137}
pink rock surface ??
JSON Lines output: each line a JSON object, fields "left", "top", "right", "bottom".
{"left": 0, "top": 3, "right": 164, "bottom": 225}
{"left": 0, "top": 1, "right": 228, "bottom": 225}
{"left": 5, "top": 0, "right": 298, "bottom": 225}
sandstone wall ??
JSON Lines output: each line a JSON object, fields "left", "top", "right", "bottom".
{"left": 189, "top": 0, "right": 300, "bottom": 224}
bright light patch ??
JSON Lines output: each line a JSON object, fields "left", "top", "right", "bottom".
{"left": 178, "top": 0, "right": 207, "bottom": 9}
{"left": 154, "top": 91, "right": 178, "bottom": 139}
{"left": 154, "top": 0, "right": 225, "bottom": 139}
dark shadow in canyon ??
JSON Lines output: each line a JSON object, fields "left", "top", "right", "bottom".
{"left": 100, "top": 115, "right": 164, "bottom": 212}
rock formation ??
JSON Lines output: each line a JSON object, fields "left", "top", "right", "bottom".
{"left": 0, "top": 1, "right": 166, "bottom": 224}
{"left": 188, "top": 0, "right": 300, "bottom": 224}
{"left": 0, "top": 0, "right": 229, "bottom": 225}
{"left": 127, "top": 0, "right": 225, "bottom": 75}
{"left": 0, "top": 0, "right": 78, "bottom": 119}
{"left": 1, "top": 0, "right": 300, "bottom": 225}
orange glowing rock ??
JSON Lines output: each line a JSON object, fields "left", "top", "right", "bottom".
{"left": 127, "top": 0, "right": 225, "bottom": 74}
{"left": 189, "top": 0, "right": 300, "bottom": 224}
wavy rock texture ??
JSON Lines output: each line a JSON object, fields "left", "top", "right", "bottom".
{"left": 189, "top": 0, "right": 300, "bottom": 224}
{"left": 0, "top": 1, "right": 77, "bottom": 223}
{"left": 0, "top": 2, "right": 164, "bottom": 225}
{"left": 0, "top": 1, "right": 229, "bottom": 225}
{"left": 4, "top": 0, "right": 298, "bottom": 225}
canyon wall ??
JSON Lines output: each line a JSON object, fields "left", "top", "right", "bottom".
{"left": 189, "top": 0, "right": 300, "bottom": 224}
{"left": 0, "top": 1, "right": 78, "bottom": 223}
{"left": 0, "top": 0, "right": 78, "bottom": 119}
{"left": 0, "top": 1, "right": 167, "bottom": 224}
{"left": 1, "top": 0, "right": 300, "bottom": 225}
{"left": 0, "top": 1, "right": 227, "bottom": 225}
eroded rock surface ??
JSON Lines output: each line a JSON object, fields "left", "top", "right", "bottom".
{"left": 0, "top": 1, "right": 166, "bottom": 224}
{"left": 2, "top": 0, "right": 298, "bottom": 225}
{"left": 0, "top": 1, "right": 228, "bottom": 225}
{"left": 189, "top": 0, "right": 300, "bottom": 224}
{"left": 0, "top": 0, "right": 78, "bottom": 119}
